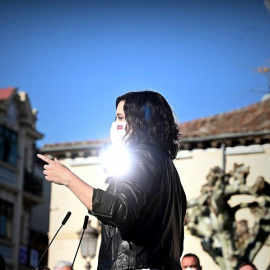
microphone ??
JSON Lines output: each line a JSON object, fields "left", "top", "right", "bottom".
{"left": 62, "top": 211, "right": 71, "bottom": 225}
{"left": 71, "top": 215, "right": 89, "bottom": 268}
{"left": 33, "top": 211, "right": 72, "bottom": 270}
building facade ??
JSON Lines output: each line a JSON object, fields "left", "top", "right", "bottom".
{"left": 0, "top": 87, "right": 50, "bottom": 270}
{"left": 40, "top": 95, "right": 270, "bottom": 270}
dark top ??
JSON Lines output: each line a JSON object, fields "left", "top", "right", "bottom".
{"left": 90, "top": 144, "right": 186, "bottom": 270}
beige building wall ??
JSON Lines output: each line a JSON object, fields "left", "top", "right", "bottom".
{"left": 175, "top": 144, "right": 270, "bottom": 270}
{"left": 48, "top": 157, "right": 108, "bottom": 270}
{"left": 47, "top": 144, "right": 270, "bottom": 270}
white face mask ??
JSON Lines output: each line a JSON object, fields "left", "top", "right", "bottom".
{"left": 110, "top": 121, "right": 127, "bottom": 145}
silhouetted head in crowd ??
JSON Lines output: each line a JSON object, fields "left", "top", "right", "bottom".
{"left": 238, "top": 261, "right": 257, "bottom": 270}
{"left": 53, "top": 260, "right": 73, "bottom": 270}
{"left": 181, "top": 253, "right": 202, "bottom": 270}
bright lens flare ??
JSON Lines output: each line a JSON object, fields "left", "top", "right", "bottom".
{"left": 99, "top": 144, "right": 131, "bottom": 176}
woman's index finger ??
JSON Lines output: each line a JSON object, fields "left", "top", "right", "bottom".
{"left": 37, "top": 154, "right": 52, "bottom": 164}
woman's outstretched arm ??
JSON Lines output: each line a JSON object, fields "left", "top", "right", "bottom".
{"left": 37, "top": 154, "right": 94, "bottom": 211}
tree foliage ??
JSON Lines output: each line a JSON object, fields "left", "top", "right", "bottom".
{"left": 185, "top": 163, "right": 270, "bottom": 269}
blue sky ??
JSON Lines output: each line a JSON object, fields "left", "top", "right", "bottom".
{"left": 0, "top": 0, "right": 270, "bottom": 147}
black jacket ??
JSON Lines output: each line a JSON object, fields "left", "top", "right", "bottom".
{"left": 90, "top": 144, "right": 186, "bottom": 270}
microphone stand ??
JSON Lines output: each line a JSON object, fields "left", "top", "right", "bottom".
{"left": 71, "top": 215, "right": 89, "bottom": 269}
{"left": 33, "top": 211, "right": 72, "bottom": 270}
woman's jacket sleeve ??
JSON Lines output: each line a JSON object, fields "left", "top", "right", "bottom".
{"left": 90, "top": 146, "right": 156, "bottom": 231}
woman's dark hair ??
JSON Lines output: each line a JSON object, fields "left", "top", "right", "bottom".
{"left": 116, "top": 90, "right": 181, "bottom": 159}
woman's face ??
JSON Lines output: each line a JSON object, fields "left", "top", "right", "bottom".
{"left": 116, "top": 100, "right": 126, "bottom": 122}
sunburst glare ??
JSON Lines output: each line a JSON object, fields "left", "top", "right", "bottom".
{"left": 99, "top": 144, "right": 131, "bottom": 177}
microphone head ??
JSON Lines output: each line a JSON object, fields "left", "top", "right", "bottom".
{"left": 83, "top": 215, "right": 89, "bottom": 230}
{"left": 62, "top": 211, "right": 72, "bottom": 225}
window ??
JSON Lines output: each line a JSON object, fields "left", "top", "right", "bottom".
{"left": 0, "top": 125, "right": 18, "bottom": 166}
{"left": 0, "top": 199, "right": 13, "bottom": 239}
